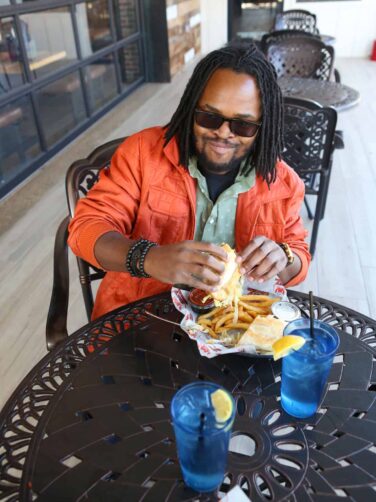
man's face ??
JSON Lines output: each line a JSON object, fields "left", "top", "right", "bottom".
{"left": 193, "top": 68, "right": 262, "bottom": 175}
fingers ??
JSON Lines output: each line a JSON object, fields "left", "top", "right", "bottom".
{"left": 178, "top": 241, "right": 228, "bottom": 275}
{"left": 238, "top": 236, "right": 273, "bottom": 275}
{"left": 238, "top": 237, "right": 288, "bottom": 283}
{"left": 184, "top": 241, "right": 230, "bottom": 263}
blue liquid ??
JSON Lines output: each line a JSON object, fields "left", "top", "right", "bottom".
{"left": 281, "top": 322, "right": 339, "bottom": 419}
{"left": 171, "top": 382, "right": 234, "bottom": 493}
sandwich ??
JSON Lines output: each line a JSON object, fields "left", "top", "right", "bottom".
{"left": 237, "top": 315, "right": 286, "bottom": 351}
{"left": 211, "top": 244, "right": 243, "bottom": 306}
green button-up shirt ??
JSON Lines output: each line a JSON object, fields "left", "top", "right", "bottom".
{"left": 188, "top": 157, "right": 256, "bottom": 247}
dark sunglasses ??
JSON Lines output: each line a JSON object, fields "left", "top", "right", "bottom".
{"left": 194, "top": 109, "right": 261, "bottom": 138}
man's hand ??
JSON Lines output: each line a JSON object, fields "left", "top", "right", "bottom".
{"left": 145, "top": 241, "right": 229, "bottom": 291}
{"left": 237, "top": 236, "right": 288, "bottom": 283}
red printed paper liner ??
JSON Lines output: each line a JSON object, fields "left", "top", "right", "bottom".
{"left": 171, "top": 277, "right": 287, "bottom": 359}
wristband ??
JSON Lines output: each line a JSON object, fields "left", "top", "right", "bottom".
{"left": 279, "top": 242, "right": 294, "bottom": 266}
{"left": 125, "top": 238, "right": 157, "bottom": 278}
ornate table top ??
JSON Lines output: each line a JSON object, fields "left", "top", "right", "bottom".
{"left": 1, "top": 291, "right": 375, "bottom": 501}
{"left": 278, "top": 77, "right": 360, "bottom": 112}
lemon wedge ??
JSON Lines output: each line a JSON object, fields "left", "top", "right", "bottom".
{"left": 211, "top": 389, "right": 233, "bottom": 422}
{"left": 272, "top": 335, "right": 306, "bottom": 361}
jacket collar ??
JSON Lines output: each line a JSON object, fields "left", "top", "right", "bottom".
{"left": 163, "top": 135, "right": 182, "bottom": 169}
{"left": 164, "top": 136, "right": 292, "bottom": 202}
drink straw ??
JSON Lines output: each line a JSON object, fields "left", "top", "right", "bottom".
{"left": 309, "top": 291, "right": 314, "bottom": 339}
{"left": 199, "top": 412, "right": 206, "bottom": 441}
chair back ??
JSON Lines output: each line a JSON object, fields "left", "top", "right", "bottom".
{"left": 261, "top": 30, "right": 334, "bottom": 81}
{"left": 282, "top": 97, "right": 337, "bottom": 256}
{"left": 274, "top": 9, "right": 319, "bottom": 35}
{"left": 283, "top": 97, "right": 336, "bottom": 179}
{"left": 46, "top": 138, "right": 125, "bottom": 350}
{"left": 66, "top": 138, "right": 123, "bottom": 217}
{"left": 66, "top": 138, "right": 125, "bottom": 318}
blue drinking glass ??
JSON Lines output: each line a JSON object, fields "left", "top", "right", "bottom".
{"left": 281, "top": 318, "right": 339, "bottom": 419}
{"left": 170, "top": 382, "right": 235, "bottom": 493}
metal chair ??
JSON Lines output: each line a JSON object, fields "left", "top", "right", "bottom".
{"left": 282, "top": 97, "right": 343, "bottom": 258}
{"left": 46, "top": 137, "right": 125, "bottom": 351}
{"left": 261, "top": 30, "right": 335, "bottom": 81}
{"left": 274, "top": 9, "right": 319, "bottom": 35}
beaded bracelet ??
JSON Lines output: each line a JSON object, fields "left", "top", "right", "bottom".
{"left": 138, "top": 241, "right": 157, "bottom": 278}
{"left": 125, "top": 239, "right": 145, "bottom": 277}
{"left": 125, "top": 238, "right": 157, "bottom": 278}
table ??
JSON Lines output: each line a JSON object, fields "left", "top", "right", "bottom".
{"left": 1, "top": 292, "right": 376, "bottom": 501}
{"left": 278, "top": 77, "right": 360, "bottom": 112}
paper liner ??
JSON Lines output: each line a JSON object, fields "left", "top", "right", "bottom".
{"left": 172, "top": 277, "right": 287, "bottom": 359}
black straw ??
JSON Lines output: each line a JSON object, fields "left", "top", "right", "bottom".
{"left": 309, "top": 291, "right": 314, "bottom": 339}
{"left": 198, "top": 412, "right": 206, "bottom": 442}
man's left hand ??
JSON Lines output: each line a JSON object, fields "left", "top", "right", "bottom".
{"left": 237, "top": 236, "right": 288, "bottom": 283}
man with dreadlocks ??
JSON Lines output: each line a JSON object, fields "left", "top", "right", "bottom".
{"left": 68, "top": 43, "right": 310, "bottom": 319}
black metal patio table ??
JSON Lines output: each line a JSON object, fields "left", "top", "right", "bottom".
{"left": 1, "top": 291, "right": 376, "bottom": 501}
{"left": 278, "top": 77, "right": 360, "bottom": 112}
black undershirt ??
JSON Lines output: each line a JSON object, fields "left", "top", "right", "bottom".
{"left": 198, "top": 164, "right": 240, "bottom": 203}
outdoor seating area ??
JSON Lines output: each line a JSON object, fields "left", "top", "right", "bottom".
{"left": 1, "top": 1, "right": 376, "bottom": 500}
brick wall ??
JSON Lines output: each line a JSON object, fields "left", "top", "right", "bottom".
{"left": 166, "top": 0, "right": 201, "bottom": 77}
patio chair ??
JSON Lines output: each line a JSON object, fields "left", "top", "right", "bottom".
{"left": 46, "top": 137, "right": 125, "bottom": 351}
{"left": 282, "top": 97, "right": 344, "bottom": 257}
{"left": 261, "top": 30, "right": 335, "bottom": 81}
{"left": 274, "top": 9, "right": 319, "bottom": 35}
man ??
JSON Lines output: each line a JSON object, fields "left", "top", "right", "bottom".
{"left": 68, "top": 43, "right": 310, "bottom": 320}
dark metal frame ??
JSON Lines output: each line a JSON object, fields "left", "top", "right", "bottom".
{"left": 0, "top": 0, "right": 146, "bottom": 199}
{"left": 282, "top": 97, "right": 343, "bottom": 257}
{"left": 46, "top": 137, "right": 125, "bottom": 350}
{"left": 261, "top": 29, "right": 335, "bottom": 81}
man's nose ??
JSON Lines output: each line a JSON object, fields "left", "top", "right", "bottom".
{"left": 214, "top": 119, "right": 235, "bottom": 138}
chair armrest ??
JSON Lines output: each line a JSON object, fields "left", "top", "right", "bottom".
{"left": 46, "top": 216, "right": 70, "bottom": 351}
{"left": 334, "top": 68, "right": 341, "bottom": 83}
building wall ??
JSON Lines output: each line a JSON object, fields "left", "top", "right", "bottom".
{"left": 200, "top": 0, "right": 228, "bottom": 54}
{"left": 166, "top": 0, "right": 201, "bottom": 76}
{"left": 284, "top": 0, "right": 376, "bottom": 58}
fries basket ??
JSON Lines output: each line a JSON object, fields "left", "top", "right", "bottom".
{"left": 172, "top": 277, "right": 287, "bottom": 359}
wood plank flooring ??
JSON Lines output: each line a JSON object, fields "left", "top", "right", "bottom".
{"left": 1, "top": 57, "right": 375, "bottom": 409}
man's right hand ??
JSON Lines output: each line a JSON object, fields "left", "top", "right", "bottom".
{"left": 144, "top": 241, "right": 229, "bottom": 292}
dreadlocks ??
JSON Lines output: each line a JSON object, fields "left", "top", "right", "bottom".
{"left": 164, "top": 42, "right": 283, "bottom": 184}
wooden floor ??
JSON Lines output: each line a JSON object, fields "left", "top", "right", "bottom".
{"left": 1, "top": 57, "right": 375, "bottom": 409}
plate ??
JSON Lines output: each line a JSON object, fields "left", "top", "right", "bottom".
{"left": 172, "top": 277, "right": 287, "bottom": 359}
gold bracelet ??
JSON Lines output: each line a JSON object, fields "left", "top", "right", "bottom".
{"left": 279, "top": 242, "right": 294, "bottom": 266}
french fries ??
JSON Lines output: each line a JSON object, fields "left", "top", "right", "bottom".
{"left": 197, "top": 295, "right": 279, "bottom": 346}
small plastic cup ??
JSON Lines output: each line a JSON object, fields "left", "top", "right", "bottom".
{"left": 281, "top": 318, "right": 339, "bottom": 418}
{"left": 170, "top": 382, "right": 235, "bottom": 493}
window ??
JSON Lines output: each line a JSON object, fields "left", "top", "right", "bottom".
{"left": 114, "top": 0, "right": 139, "bottom": 39}
{"left": 20, "top": 7, "right": 78, "bottom": 79}
{"left": 76, "top": 0, "right": 112, "bottom": 57}
{"left": 118, "top": 41, "right": 143, "bottom": 88}
{"left": 36, "top": 71, "right": 86, "bottom": 147}
{"left": 0, "top": 0, "right": 145, "bottom": 198}
{"left": 84, "top": 54, "right": 118, "bottom": 112}
{"left": 0, "top": 95, "right": 41, "bottom": 187}
{"left": 0, "top": 16, "right": 26, "bottom": 93}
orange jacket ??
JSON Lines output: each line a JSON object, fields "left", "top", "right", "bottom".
{"left": 68, "top": 127, "right": 310, "bottom": 319}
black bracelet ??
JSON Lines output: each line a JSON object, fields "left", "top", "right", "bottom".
{"left": 138, "top": 241, "right": 157, "bottom": 278}
{"left": 125, "top": 239, "right": 146, "bottom": 277}
{"left": 125, "top": 238, "right": 157, "bottom": 278}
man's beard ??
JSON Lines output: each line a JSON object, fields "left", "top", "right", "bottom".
{"left": 195, "top": 144, "right": 251, "bottom": 175}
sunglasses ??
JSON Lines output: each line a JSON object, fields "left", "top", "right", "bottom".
{"left": 194, "top": 109, "right": 261, "bottom": 138}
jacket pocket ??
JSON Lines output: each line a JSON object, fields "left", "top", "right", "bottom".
{"left": 141, "top": 186, "right": 191, "bottom": 242}
{"left": 147, "top": 186, "right": 190, "bottom": 217}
